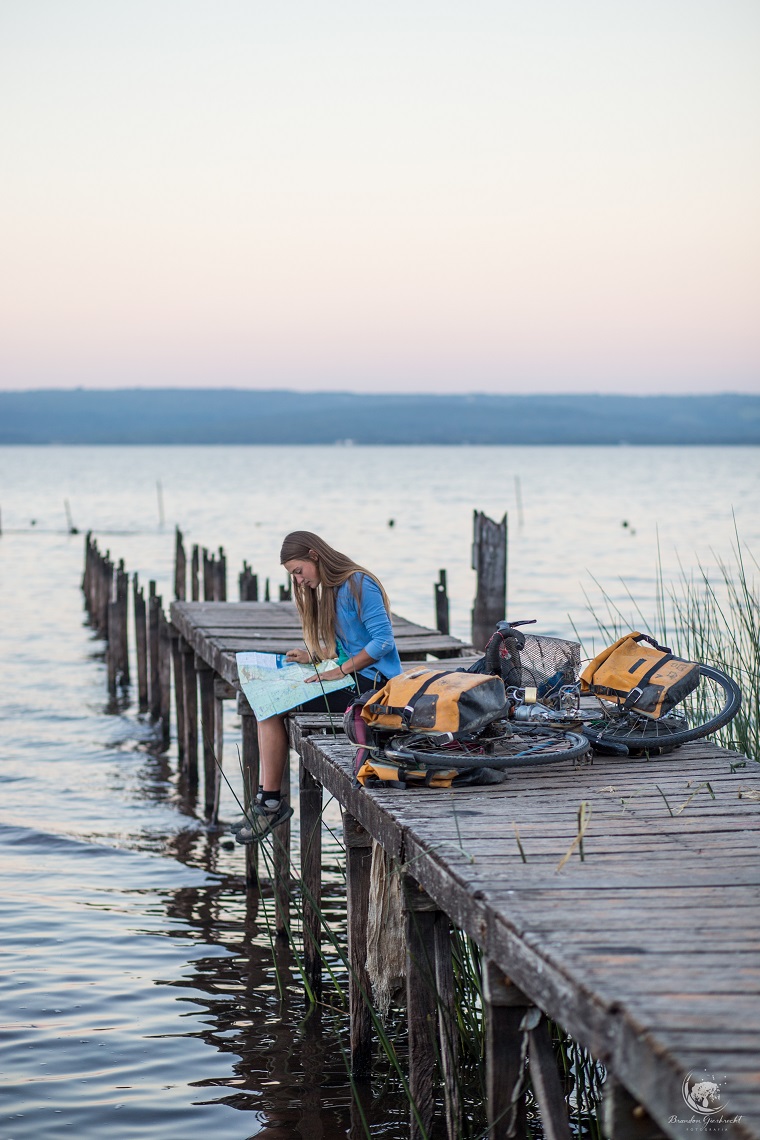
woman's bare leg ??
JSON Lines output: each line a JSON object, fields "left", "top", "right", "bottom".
{"left": 257, "top": 714, "right": 288, "bottom": 794}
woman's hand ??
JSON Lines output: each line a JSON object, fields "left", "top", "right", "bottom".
{"left": 285, "top": 648, "right": 311, "bottom": 665}
{"left": 305, "top": 666, "right": 344, "bottom": 683}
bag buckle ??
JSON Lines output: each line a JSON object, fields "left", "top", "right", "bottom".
{"left": 623, "top": 686, "right": 644, "bottom": 710}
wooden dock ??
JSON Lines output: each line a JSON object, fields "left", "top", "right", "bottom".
{"left": 164, "top": 597, "right": 760, "bottom": 1140}
{"left": 293, "top": 720, "right": 760, "bottom": 1140}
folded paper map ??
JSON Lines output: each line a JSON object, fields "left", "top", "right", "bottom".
{"left": 236, "top": 651, "right": 354, "bottom": 721}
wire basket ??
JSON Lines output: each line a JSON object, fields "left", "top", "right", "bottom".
{"left": 520, "top": 634, "right": 580, "bottom": 688}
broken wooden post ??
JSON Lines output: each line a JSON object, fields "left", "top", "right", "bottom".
{"left": 133, "top": 574, "right": 149, "bottom": 712}
{"left": 191, "top": 544, "right": 200, "bottom": 601}
{"left": 434, "top": 568, "right": 450, "bottom": 635}
{"left": 471, "top": 510, "right": 507, "bottom": 651}
{"left": 343, "top": 812, "right": 373, "bottom": 1078}
{"left": 299, "top": 758, "right": 323, "bottom": 999}
{"left": 148, "top": 582, "right": 161, "bottom": 720}
{"left": 174, "top": 527, "right": 186, "bottom": 600}
{"left": 216, "top": 546, "right": 227, "bottom": 601}
{"left": 239, "top": 561, "right": 259, "bottom": 600}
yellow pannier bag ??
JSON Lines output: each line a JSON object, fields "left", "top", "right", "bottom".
{"left": 360, "top": 668, "right": 507, "bottom": 737}
{"left": 355, "top": 757, "right": 460, "bottom": 789}
{"left": 580, "top": 632, "right": 699, "bottom": 719}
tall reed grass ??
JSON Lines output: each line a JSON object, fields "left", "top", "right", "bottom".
{"left": 572, "top": 526, "right": 759, "bottom": 761}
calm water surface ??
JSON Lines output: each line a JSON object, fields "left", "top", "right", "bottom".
{"left": 1, "top": 445, "right": 758, "bottom": 1138}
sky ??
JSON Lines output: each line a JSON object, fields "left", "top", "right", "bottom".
{"left": 1, "top": 0, "right": 758, "bottom": 395}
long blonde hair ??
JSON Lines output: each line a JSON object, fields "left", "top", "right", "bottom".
{"left": 280, "top": 531, "right": 391, "bottom": 660}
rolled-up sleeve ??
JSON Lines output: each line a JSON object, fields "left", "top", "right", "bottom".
{"left": 358, "top": 576, "right": 395, "bottom": 661}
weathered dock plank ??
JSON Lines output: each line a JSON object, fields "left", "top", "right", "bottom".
{"left": 170, "top": 600, "right": 474, "bottom": 686}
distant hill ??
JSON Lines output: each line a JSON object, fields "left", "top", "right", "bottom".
{"left": 0, "top": 389, "right": 758, "bottom": 445}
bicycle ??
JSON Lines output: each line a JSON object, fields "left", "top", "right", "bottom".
{"left": 462, "top": 619, "right": 742, "bottom": 760}
{"left": 482, "top": 622, "right": 742, "bottom": 757}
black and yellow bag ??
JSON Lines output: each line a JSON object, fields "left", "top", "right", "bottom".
{"left": 359, "top": 667, "right": 507, "bottom": 737}
{"left": 580, "top": 632, "right": 699, "bottom": 719}
{"left": 343, "top": 667, "right": 508, "bottom": 784}
{"left": 354, "top": 756, "right": 461, "bottom": 789}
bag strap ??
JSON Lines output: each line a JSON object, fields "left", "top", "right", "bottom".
{"left": 633, "top": 632, "right": 672, "bottom": 654}
{"left": 622, "top": 651, "right": 674, "bottom": 709}
{"left": 366, "top": 672, "right": 448, "bottom": 728}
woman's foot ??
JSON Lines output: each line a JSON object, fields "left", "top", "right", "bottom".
{"left": 235, "top": 799, "right": 293, "bottom": 843}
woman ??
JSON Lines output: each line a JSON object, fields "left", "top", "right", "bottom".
{"left": 235, "top": 531, "right": 402, "bottom": 843}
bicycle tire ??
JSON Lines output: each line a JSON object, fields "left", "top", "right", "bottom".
{"left": 581, "top": 664, "right": 741, "bottom": 756}
{"left": 380, "top": 726, "right": 590, "bottom": 770}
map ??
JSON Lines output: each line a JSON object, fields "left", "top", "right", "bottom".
{"left": 236, "top": 651, "right": 355, "bottom": 721}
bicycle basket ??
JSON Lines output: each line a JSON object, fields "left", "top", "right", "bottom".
{"left": 520, "top": 634, "right": 581, "bottom": 689}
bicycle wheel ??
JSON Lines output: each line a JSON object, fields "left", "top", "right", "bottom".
{"left": 581, "top": 664, "right": 741, "bottom": 756}
{"left": 381, "top": 724, "right": 590, "bottom": 770}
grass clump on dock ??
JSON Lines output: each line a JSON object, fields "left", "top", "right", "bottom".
{"left": 573, "top": 526, "right": 759, "bottom": 762}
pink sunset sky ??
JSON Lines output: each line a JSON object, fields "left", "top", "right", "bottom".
{"left": 1, "top": 0, "right": 758, "bottom": 395}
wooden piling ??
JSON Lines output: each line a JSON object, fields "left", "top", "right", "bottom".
{"left": 171, "top": 629, "right": 186, "bottom": 762}
{"left": 148, "top": 582, "right": 161, "bottom": 720}
{"left": 180, "top": 641, "right": 198, "bottom": 781}
{"left": 116, "top": 561, "right": 130, "bottom": 685}
{"left": 106, "top": 599, "right": 119, "bottom": 694}
{"left": 434, "top": 568, "right": 450, "bottom": 635}
{"left": 202, "top": 548, "right": 213, "bottom": 601}
{"left": 191, "top": 544, "right": 200, "bottom": 601}
{"left": 602, "top": 1080, "right": 667, "bottom": 1140}
{"left": 299, "top": 761, "right": 323, "bottom": 998}
{"left": 471, "top": 510, "right": 507, "bottom": 651}
{"left": 527, "top": 1015, "right": 572, "bottom": 1140}
{"left": 216, "top": 546, "right": 227, "bottom": 601}
{"left": 403, "top": 875, "right": 439, "bottom": 1140}
{"left": 133, "top": 574, "right": 149, "bottom": 712}
{"left": 482, "top": 962, "right": 528, "bottom": 1140}
{"left": 239, "top": 700, "right": 260, "bottom": 889}
{"left": 343, "top": 813, "right": 373, "bottom": 1078}
{"left": 273, "top": 759, "right": 291, "bottom": 939}
{"left": 433, "top": 914, "right": 462, "bottom": 1140}
{"left": 239, "top": 561, "right": 259, "bottom": 601}
{"left": 158, "top": 609, "right": 171, "bottom": 751}
{"left": 174, "top": 527, "right": 187, "bottom": 600}
{"left": 198, "top": 663, "right": 216, "bottom": 817}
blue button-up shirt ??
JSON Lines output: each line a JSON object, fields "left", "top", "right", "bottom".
{"left": 335, "top": 574, "right": 402, "bottom": 682}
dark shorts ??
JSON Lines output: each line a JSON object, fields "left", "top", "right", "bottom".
{"left": 295, "top": 670, "right": 386, "bottom": 714}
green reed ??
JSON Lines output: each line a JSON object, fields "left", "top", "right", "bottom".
{"left": 572, "top": 523, "right": 759, "bottom": 762}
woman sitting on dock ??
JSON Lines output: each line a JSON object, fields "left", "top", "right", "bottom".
{"left": 235, "top": 530, "right": 402, "bottom": 843}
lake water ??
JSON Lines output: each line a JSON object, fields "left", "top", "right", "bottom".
{"left": 1, "top": 445, "right": 758, "bottom": 1138}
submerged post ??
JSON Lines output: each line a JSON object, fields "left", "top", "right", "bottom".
{"left": 471, "top": 510, "right": 507, "bottom": 651}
